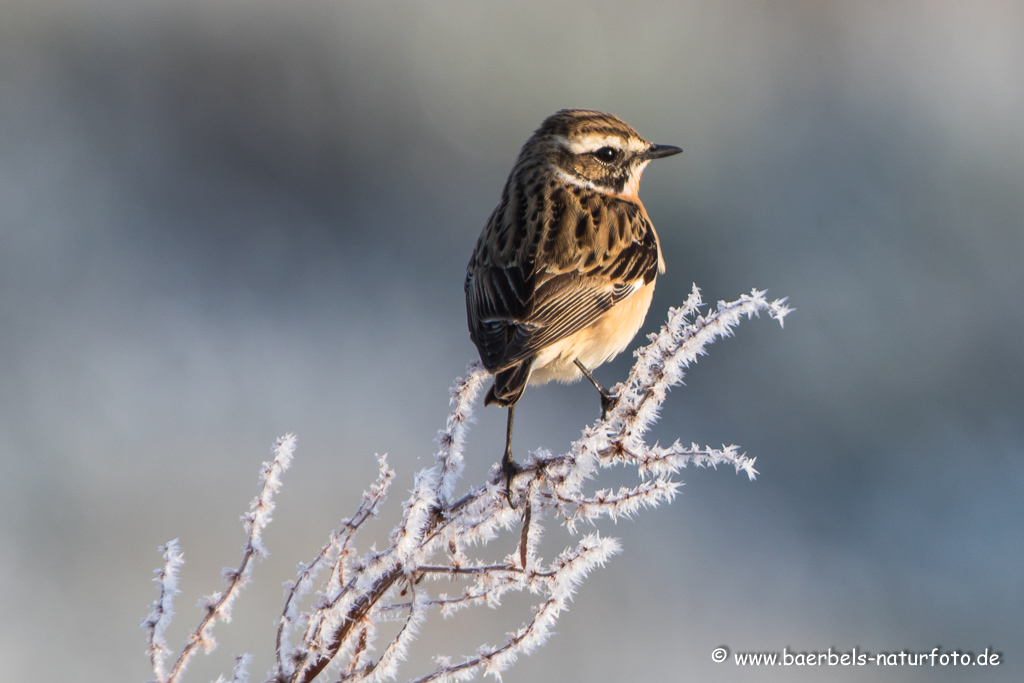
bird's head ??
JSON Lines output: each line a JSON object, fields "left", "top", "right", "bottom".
{"left": 521, "top": 109, "right": 681, "bottom": 198}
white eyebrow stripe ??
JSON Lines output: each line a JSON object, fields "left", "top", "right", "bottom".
{"left": 554, "top": 134, "right": 648, "bottom": 155}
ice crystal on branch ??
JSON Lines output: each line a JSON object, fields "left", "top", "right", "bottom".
{"left": 142, "top": 288, "right": 788, "bottom": 683}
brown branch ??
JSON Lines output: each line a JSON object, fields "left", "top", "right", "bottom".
{"left": 289, "top": 564, "right": 404, "bottom": 683}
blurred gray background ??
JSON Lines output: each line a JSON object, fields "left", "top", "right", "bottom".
{"left": 1, "top": 1, "right": 1022, "bottom": 681}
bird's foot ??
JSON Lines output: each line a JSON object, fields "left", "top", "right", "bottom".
{"left": 501, "top": 455, "right": 523, "bottom": 507}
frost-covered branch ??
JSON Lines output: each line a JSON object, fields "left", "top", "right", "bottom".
{"left": 143, "top": 287, "right": 789, "bottom": 683}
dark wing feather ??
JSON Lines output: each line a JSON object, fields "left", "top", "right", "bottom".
{"left": 466, "top": 261, "right": 533, "bottom": 371}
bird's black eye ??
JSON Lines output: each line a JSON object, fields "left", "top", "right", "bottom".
{"left": 593, "top": 146, "right": 618, "bottom": 162}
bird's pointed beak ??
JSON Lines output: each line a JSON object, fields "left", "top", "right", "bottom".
{"left": 642, "top": 144, "right": 683, "bottom": 160}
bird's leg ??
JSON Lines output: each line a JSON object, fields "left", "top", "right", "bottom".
{"left": 501, "top": 405, "right": 522, "bottom": 506}
{"left": 574, "top": 359, "right": 619, "bottom": 418}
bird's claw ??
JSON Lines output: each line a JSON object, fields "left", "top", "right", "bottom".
{"left": 600, "top": 392, "right": 619, "bottom": 420}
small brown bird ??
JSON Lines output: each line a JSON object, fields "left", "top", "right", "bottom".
{"left": 465, "top": 109, "right": 681, "bottom": 497}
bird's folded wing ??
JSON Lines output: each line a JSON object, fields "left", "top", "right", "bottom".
{"left": 467, "top": 230, "right": 659, "bottom": 372}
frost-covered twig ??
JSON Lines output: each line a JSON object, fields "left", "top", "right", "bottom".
{"left": 143, "top": 287, "right": 789, "bottom": 683}
{"left": 142, "top": 539, "right": 184, "bottom": 682}
{"left": 212, "top": 654, "right": 253, "bottom": 683}
{"left": 273, "top": 453, "right": 396, "bottom": 681}
{"left": 144, "top": 435, "right": 296, "bottom": 683}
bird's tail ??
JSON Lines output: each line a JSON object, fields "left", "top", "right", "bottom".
{"left": 484, "top": 360, "right": 532, "bottom": 407}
